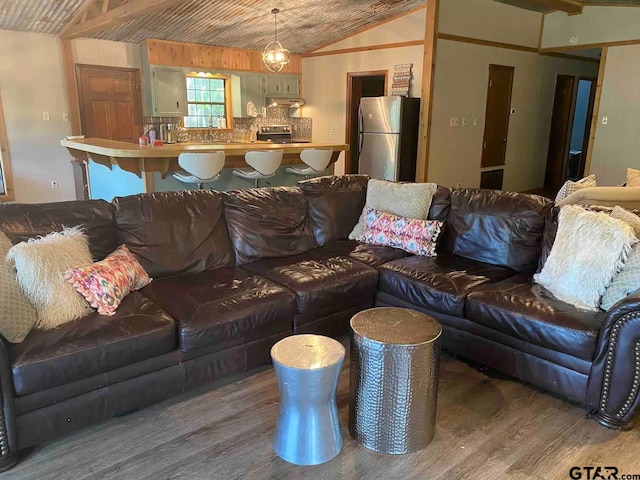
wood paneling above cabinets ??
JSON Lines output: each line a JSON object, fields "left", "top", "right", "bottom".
{"left": 144, "top": 39, "right": 302, "bottom": 75}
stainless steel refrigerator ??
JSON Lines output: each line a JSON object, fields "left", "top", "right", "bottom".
{"left": 358, "top": 96, "right": 421, "bottom": 182}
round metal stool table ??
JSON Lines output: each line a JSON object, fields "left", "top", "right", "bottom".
{"left": 349, "top": 307, "right": 442, "bottom": 454}
{"left": 271, "top": 334, "right": 345, "bottom": 465}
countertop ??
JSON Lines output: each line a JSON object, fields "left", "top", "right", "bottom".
{"left": 61, "top": 137, "right": 348, "bottom": 178}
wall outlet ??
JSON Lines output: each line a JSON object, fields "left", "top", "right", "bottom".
{"left": 462, "top": 118, "right": 468, "bottom": 127}
{"left": 569, "top": 36, "right": 578, "bottom": 45}
{"left": 331, "top": 126, "right": 336, "bottom": 135}
{"left": 51, "top": 180, "right": 58, "bottom": 189}
{"left": 62, "top": 113, "right": 69, "bottom": 122}
{"left": 450, "top": 117, "right": 459, "bottom": 127}
{"left": 602, "top": 116, "right": 608, "bottom": 125}
{"left": 456, "top": 182, "right": 462, "bottom": 188}
{"left": 510, "top": 108, "right": 517, "bottom": 115}
{"left": 42, "top": 112, "right": 50, "bottom": 121}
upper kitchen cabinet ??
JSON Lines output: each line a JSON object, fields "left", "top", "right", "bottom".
{"left": 149, "top": 66, "right": 189, "bottom": 116}
{"left": 284, "top": 76, "right": 300, "bottom": 97}
{"left": 265, "top": 75, "right": 301, "bottom": 98}
{"left": 241, "top": 74, "right": 266, "bottom": 116}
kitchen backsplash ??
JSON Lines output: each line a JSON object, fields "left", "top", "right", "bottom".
{"left": 144, "top": 106, "right": 312, "bottom": 143}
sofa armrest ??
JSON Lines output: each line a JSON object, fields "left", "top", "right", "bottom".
{"left": 586, "top": 289, "right": 640, "bottom": 430}
{"left": 0, "top": 337, "right": 16, "bottom": 456}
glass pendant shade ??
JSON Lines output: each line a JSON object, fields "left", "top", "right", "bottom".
{"left": 262, "top": 9, "right": 290, "bottom": 73}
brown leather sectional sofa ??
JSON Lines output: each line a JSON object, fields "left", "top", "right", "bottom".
{"left": 0, "top": 175, "right": 638, "bottom": 470}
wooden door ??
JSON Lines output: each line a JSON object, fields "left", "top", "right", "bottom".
{"left": 544, "top": 75, "right": 576, "bottom": 190}
{"left": 481, "top": 65, "right": 514, "bottom": 168}
{"left": 77, "top": 65, "right": 143, "bottom": 143}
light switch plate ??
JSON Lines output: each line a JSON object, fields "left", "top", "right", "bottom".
{"left": 602, "top": 116, "right": 608, "bottom": 125}
{"left": 450, "top": 117, "right": 459, "bottom": 127}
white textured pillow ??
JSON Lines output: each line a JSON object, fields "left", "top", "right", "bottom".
{"left": 349, "top": 180, "right": 438, "bottom": 240}
{"left": 0, "top": 233, "right": 38, "bottom": 343}
{"left": 534, "top": 205, "right": 636, "bottom": 311}
{"left": 554, "top": 174, "right": 596, "bottom": 203}
{"left": 7, "top": 227, "right": 93, "bottom": 329}
{"left": 601, "top": 207, "right": 640, "bottom": 310}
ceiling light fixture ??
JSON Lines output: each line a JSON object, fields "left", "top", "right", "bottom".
{"left": 262, "top": 8, "right": 290, "bottom": 73}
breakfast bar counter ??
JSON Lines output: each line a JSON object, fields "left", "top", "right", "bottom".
{"left": 61, "top": 137, "right": 348, "bottom": 179}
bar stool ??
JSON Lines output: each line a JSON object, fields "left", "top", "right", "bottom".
{"left": 232, "top": 150, "right": 283, "bottom": 188}
{"left": 285, "top": 149, "right": 333, "bottom": 179}
{"left": 173, "top": 152, "right": 225, "bottom": 190}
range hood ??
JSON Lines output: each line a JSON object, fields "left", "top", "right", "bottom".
{"left": 267, "top": 98, "right": 305, "bottom": 108}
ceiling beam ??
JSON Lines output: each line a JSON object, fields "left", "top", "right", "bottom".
{"left": 60, "top": 0, "right": 191, "bottom": 39}
{"left": 526, "top": 0, "right": 583, "bottom": 14}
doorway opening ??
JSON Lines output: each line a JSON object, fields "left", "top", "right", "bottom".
{"left": 544, "top": 75, "right": 597, "bottom": 192}
{"left": 345, "top": 71, "right": 387, "bottom": 174}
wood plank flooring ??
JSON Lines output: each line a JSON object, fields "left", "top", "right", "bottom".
{"left": 5, "top": 341, "right": 640, "bottom": 480}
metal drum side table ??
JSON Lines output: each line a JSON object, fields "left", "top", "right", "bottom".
{"left": 271, "top": 334, "right": 345, "bottom": 465}
{"left": 349, "top": 307, "right": 442, "bottom": 454}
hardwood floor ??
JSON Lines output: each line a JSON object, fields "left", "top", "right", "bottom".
{"left": 5, "top": 342, "right": 640, "bottom": 480}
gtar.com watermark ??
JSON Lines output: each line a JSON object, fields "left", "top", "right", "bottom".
{"left": 569, "top": 466, "right": 640, "bottom": 480}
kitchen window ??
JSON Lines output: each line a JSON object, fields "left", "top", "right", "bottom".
{"left": 184, "top": 73, "right": 233, "bottom": 129}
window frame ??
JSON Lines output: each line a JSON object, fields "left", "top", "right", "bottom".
{"left": 184, "top": 72, "right": 234, "bottom": 130}
{"left": 0, "top": 91, "right": 14, "bottom": 202}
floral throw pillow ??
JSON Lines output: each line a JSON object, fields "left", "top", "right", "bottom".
{"left": 358, "top": 207, "right": 443, "bottom": 257}
{"left": 64, "top": 245, "right": 152, "bottom": 316}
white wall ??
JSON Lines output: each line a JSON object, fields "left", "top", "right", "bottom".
{"left": 590, "top": 45, "right": 640, "bottom": 185}
{"left": 439, "top": 0, "right": 541, "bottom": 48}
{"left": 0, "top": 30, "right": 74, "bottom": 203}
{"left": 542, "top": 6, "right": 640, "bottom": 50}
{"left": 0, "top": 31, "right": 143, "bottom": 203}
{"left": 429, "top": 39, "right": 598, "bottom": 191}
{"left": 71, "top": 38, "right": 142, "bottom": 68}
{"left": 303, "top": 9, "right": 426, "bottom": 175}
{"left": 426, "top": 0, "right": 598, "bottom": 192}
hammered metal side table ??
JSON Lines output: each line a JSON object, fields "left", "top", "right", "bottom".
{"left": 349, "top": 307, "right": 442, "bottom": 454}
{"left": 271, "top": 334, "right": 345, "bottom": 465}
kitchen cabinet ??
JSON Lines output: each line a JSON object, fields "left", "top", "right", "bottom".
{"left": 264, "top": 75, "right": 301, "bottom": 98}
{"left": 284, "top": 76, "right": 300, "bottom": 96}
{"left": 241, "top": 74, "right": 266, "bottom": 116}
{"left": 265, "top": 76, "right": 282, "bottom": 96}
{"left": 150, "top": 66, "right": 188, "bottom": 116}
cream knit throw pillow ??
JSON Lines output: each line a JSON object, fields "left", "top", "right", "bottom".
{"left": 7, "top": 227, "right": 93, "bottom": 329}
{"left": 349, "top": 179, "right": 438, "bottom": 240}
{"left": 601, "top": 207, "right": 640, "bottom": 310}
{"left": 534, "top": 205, "right": 636, "bottom": 311}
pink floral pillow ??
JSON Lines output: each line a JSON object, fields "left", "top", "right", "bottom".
{"left": 64, "top": 245, "right": 152, "bottom": 316}
{"left": 358, "top": 208, "right": 443, "bottom": 257}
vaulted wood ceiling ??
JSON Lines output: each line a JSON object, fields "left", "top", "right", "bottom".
{"left": 0, "top": 0, "right": 427, "bottom": 53}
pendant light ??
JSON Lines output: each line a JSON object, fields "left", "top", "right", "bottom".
{"left": 262, "top": 8, "right": 291, "bottom": 73}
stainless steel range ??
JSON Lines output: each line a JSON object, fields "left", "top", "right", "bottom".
{"left": 257, "top": 124, "right": 294, "bottom": 144}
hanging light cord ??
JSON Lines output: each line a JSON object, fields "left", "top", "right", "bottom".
{"left": 272, "top": 8, "right": 279, "bottom": 42}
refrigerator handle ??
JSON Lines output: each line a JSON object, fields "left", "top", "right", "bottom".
{"left": 358, "top": 104, "right": 364, "bottom": 158}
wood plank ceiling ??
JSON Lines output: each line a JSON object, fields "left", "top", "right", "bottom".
{"left": 0, "top": 0, "right": 427, "bottom": 53}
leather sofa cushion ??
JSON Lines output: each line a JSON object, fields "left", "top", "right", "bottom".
{"left": 0, "top": 200, "right": 117, "bottom": 261}
{"left": 243, "top": 252, "right": 378, "bottom": 320}
{"left": 113, "top": 191, "right": 234, "bottom": 278}
{"left": 10, "top": 292, "right": 175, "bottom": 396}
{"left": 224, "top": 187, "right": 317, "bottom": 265}
{"left": 298, "top": 175, "right": 369, "bottom": 246}
{"left": 141, "top": 268, "right": 295, "bottom": 353}
{"left": 442, "top": 189, "right": 552, "bottom": 273}
{"left": 313, "top": 239, "right": 407, "bottom": 268}
{"left": 378, "top": 254, "right": 516, "bottom": 317}
{"left": 428, "top": 186, "right": 451, "bottom": 222}
{"left": 466, "top": 275, "right": 605, "bottom": 361}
